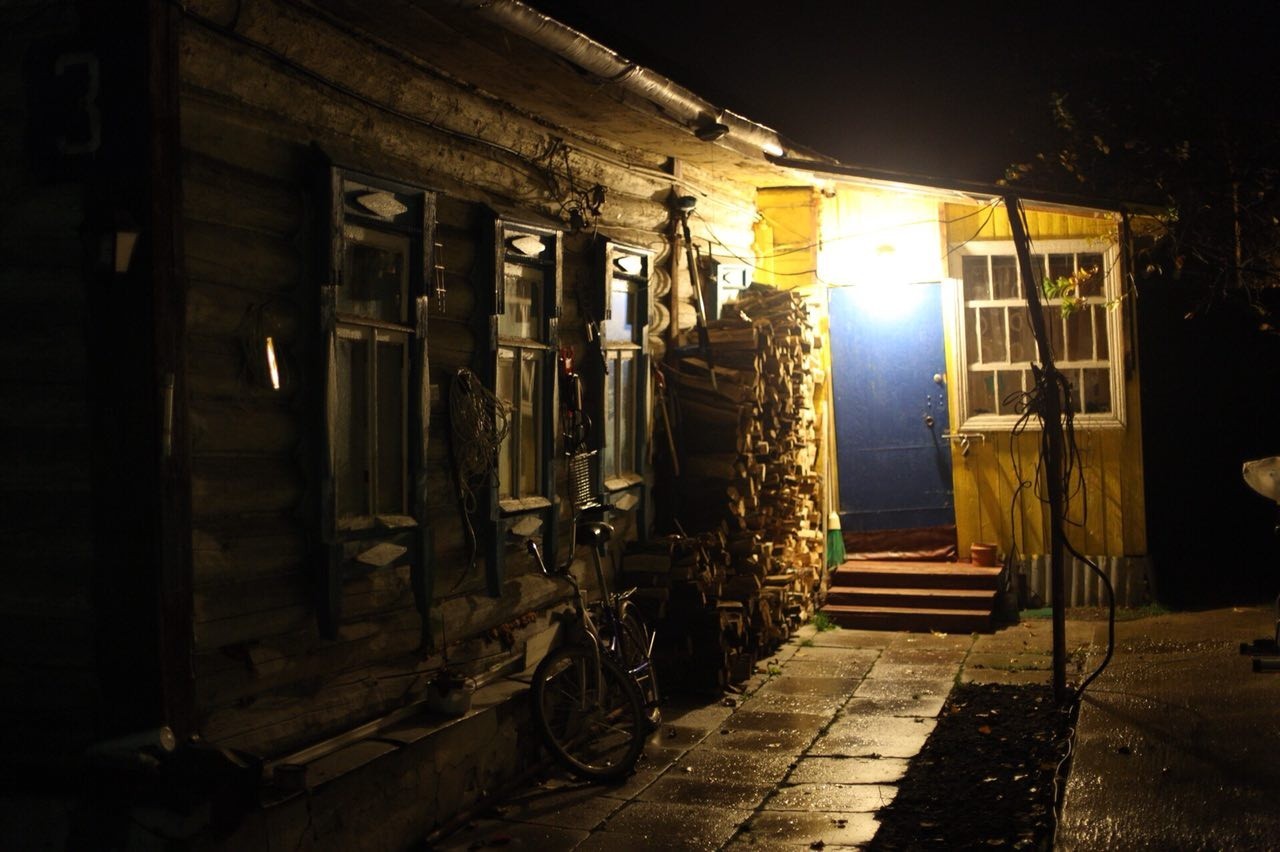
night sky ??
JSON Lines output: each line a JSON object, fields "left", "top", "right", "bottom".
{"left": 528, "top": 1, "right": 1279, "bottom": 184}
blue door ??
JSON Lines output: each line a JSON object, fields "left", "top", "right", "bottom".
{"left": 830, "top": 283, "right": 953, "bottom": 532}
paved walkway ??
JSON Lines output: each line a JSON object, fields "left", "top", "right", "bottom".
{"left": 433, "top": 617, "right": 1091, "bottom": 850}
{"left": 1059, "top": 606, "right": 1280, "bottom": 850}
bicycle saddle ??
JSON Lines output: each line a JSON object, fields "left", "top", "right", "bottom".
{"left": 580, "top": 521, "right": 613, "bottom": 544}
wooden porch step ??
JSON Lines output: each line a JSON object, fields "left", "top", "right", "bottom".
{"left": 834, "top": 561, "right": 1002, "bottom": 591}
{"left": 820, "top": 603, "right": 993, "bottom": 634}
{"left": 825, "top": 585, "right": 996, "bottom": 611}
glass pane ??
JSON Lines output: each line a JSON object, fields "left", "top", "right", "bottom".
{"left": 968, "top": 369, "right": 995, "bottom": 415}
{"left": 1008, "top": 307, "right": 1035, "bottom": 362}
{"left": 496, "top": 349, "right": 515, "bottom": 498}
{"left": 1048, "top": 253, "right": 1074, "bottom": 289}
{"left": 605, "top": 278, "right": 637, "bottom": 342}
{"left": 500, "top": 262, "right": 544, "bottom": 341}
{"left": 965, "top": 307, "right": 980, "bottom": 367}
{"left": 1095, "top": 306, "right": 1110, "bottom": 359}
{"left": 962, "top": 255, "right": 989, "bottom": 302}
{"left": 336, "top": 330, "right": 371, "bottom": 518}
{"left": 618, "top": 353, "right": 635, "bottom": 476}
{"left": 996, "top": 370, "right": 1025, "bottom": 416}
{"left": 1082, "top": 368, "right": 1111, "bottom": 413}
{"left": 341, "top": 225, "right": 409, "bottom": 323}
{"left": 991, "top": 256, "right": 1019, "bottom": 299}
{"left": 978, "top": 307, "right": 1007, "bottom": 363}
{"left": 376, "top": 337, "right": 406, "bottom": 515}
{"left": 1065, "top": 370, "right": 1083, "bottom": 414}
{"left": 603, "top": 354, "right": 618, "bottom": 479}
{"left": 1065, "top": 306, "right": 1094, "bottom": 362}
{"left": 1077, "top": 253, "right": 1105, "bottom": 297}
{"left": 519, "top": 351, "right": 541, "bottom": 496}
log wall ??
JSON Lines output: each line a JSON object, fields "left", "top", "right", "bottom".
{"left": 178, "top": 0, "right": 759, "bottom": 756}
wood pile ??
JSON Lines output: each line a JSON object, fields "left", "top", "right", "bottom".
{"left": 631, "top": 284, "right": 826, "bottom": 692}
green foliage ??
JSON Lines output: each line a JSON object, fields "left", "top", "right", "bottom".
{"left": 810, "top": 612, "right": 838, "bottom": 632}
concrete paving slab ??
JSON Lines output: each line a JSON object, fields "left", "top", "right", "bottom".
{"left": 661, "top": 748, "right": 796, "bottom": 785}
{"left": 753, "top": 674, "right": 861, "bottom": 699}
{"left": 781, "top": 658, "right": 876, "bottom": 680}
{"left": 863, "top": 661, "right": 960, "bottom": 681}
{"left": 489, "top": 782, "right": 625, "bottom": 831}
{"left": 573, "top": 829, "right": 726, "bottom": 852}
{"left": 877, "top": 644, "right": 971, "bottom": 666}
{"left": 599, "top": 801, "right": 754, "bottom": 849}
{"left": 812, "top": 715, "right": 936, "bottom": 758}
{"left": 807, "top": 629, "right": 895, "bottom": 650}
{"left": 787, "top": 755, "right": 910, "bottom": 785}
{"left": 636, "top": 773, "right": 773, "bottom": 810}
{"left": 428, "top": 817, "right": 588, "bottom": 851}
{"left": 842, "top": 692, "right": 949, "bottom": 718}
{"left": 698, "top": 725, "right": 815, "bottom": 757}
{"left": 852, "top": 676, "right": 952, "bottom": 702}
{"left": 730, "top": 810, "right": 880, "bottom": 848}
{"left": 721, "top": 708, "right": 831, "bottom": 736}
{"left": 763, "top": 782, "right": 898, "bottom": 812}
{"left": 740, "top": 689, "right": 849, "bottom": 716}
{"left": 959, "top": 667, "right": 1061, "bottom": 685}
{"left": 1059, "top": 607, "right": 1280, "bottom": 851}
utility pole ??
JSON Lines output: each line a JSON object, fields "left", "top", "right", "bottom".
{"left": 1004, "top": 196, "right": 1069, "bottom": 705}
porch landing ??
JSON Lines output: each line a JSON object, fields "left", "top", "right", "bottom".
{"left": 822, "top": 560, "right": 1003, "bottom": 633}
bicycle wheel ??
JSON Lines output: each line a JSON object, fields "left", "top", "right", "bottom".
{"left": 616, "top": 604, "right": 661, "bottom": 729}
{"left": 531, "top": 644, "right": 647, "bottom": 782}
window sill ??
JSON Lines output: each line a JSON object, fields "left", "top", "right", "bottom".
{"left": 603, "top": 474, "right": 644, "bottom": 493}
{"left": 498, "top": 496, "right": 553, "bottom": 515}
{"left": 957, "top": 413, "right": 1126, "bottom": 432}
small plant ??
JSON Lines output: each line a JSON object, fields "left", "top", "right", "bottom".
{"left": 811, "top": 612, "right": 838, "bottom": 632}
{"left": 800, "top": 638, "right": 815, "bottom": 647}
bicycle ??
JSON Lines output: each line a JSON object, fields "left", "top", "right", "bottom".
{"left": 526, "top": 519, "right": 661, "bottom": 782}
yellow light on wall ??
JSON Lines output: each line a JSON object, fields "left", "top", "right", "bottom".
{"left": 817, "top": 187, "right": 944, "bottom": 291}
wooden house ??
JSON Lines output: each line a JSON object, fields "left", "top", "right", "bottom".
{"left": 1, "top": 0, "right": 1149, "bottom": 846}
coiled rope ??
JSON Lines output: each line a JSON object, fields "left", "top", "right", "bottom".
{"left": 449, "top": 368, "right": 511, "bottom": 568}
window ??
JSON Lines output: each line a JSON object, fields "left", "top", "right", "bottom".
{"left": 490, "top": 218, "right": 560, "bottom": 510}
{"left": 319, "top": 167, "right": 434, "bottom": 637}
{"left": 952, "top": 240, "right": 1124, "bottom": 429}
{"left": 597, "top": 241, "right": 651, "bottom": 491}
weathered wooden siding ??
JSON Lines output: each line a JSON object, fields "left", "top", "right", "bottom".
{"left": 178, "top": 0, "right": 758, "bottom": 756}
{"left": 0, "top": 5, "right": 100, "bottom": 765}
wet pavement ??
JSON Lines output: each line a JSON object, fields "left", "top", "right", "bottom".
{"left": 432, "top": 617, "right": 1090, "bottom": 850}
{"left": 1059, "top": 605, "right": 1280, "bottom": 850}
{"left": 428, "top": 607, "right": 1280, "bottom": 849}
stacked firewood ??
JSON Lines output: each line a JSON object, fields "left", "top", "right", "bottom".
{"left": 626, "top": 284, "right": 825, "bottom": 692}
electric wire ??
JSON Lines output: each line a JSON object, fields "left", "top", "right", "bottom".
{"left": 1002, "top": 200, "right": 1117, "bottom": 709}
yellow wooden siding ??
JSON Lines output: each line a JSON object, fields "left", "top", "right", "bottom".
{"left": 811, "top": 192, "right": 1144, "bottom": 561}
{"left": 943, "top": 202, "right": 1145, "bottom": 559}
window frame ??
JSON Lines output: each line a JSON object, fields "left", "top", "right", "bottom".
{"left": 481, "top": 213, "right": 562, "bottom": 594}
{"left": 594, "top": 240, "right": 651, "bottom": 497}
{"left": 318, "top": 165, "right": 435, "bottom": 639}
{"left": 949, "top": 238, "right": 1125, "bottom": 431}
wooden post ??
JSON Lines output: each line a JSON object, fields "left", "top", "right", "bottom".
{"left": 1004, "top": 195, "right": 1069, "bottom": 705}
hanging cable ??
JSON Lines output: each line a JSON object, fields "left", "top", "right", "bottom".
{"left": 448, "top": 368, "right": 511, "bottom": 573}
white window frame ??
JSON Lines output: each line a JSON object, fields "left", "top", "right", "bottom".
{"left": 949, "top": 239, "right": 1125, "bottom": 431}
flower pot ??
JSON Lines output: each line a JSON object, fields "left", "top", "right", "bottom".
{"left": 970, "top": 542, "right": 998, "bottom": 567}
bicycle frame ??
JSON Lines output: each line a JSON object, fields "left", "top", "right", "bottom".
{"left": 527, "top": 522, "right": 657, "bottom": 712}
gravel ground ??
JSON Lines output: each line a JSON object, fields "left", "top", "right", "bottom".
{"left": 866, "top": 682, "right": 1077, "bottom": 851}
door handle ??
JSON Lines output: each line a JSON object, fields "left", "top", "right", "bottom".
{"left": 924, "top": 414, "right": 936, "bottom": 429}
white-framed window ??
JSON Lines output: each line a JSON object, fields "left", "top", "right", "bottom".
{"left": 491, "top": 219, "right": 560, "bottom": 511}
{"left": 951, "top": 239, "right": 1125, "bottom": 429}
{"left": 598, "top": 241, "right": 650, "bottom": 491}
